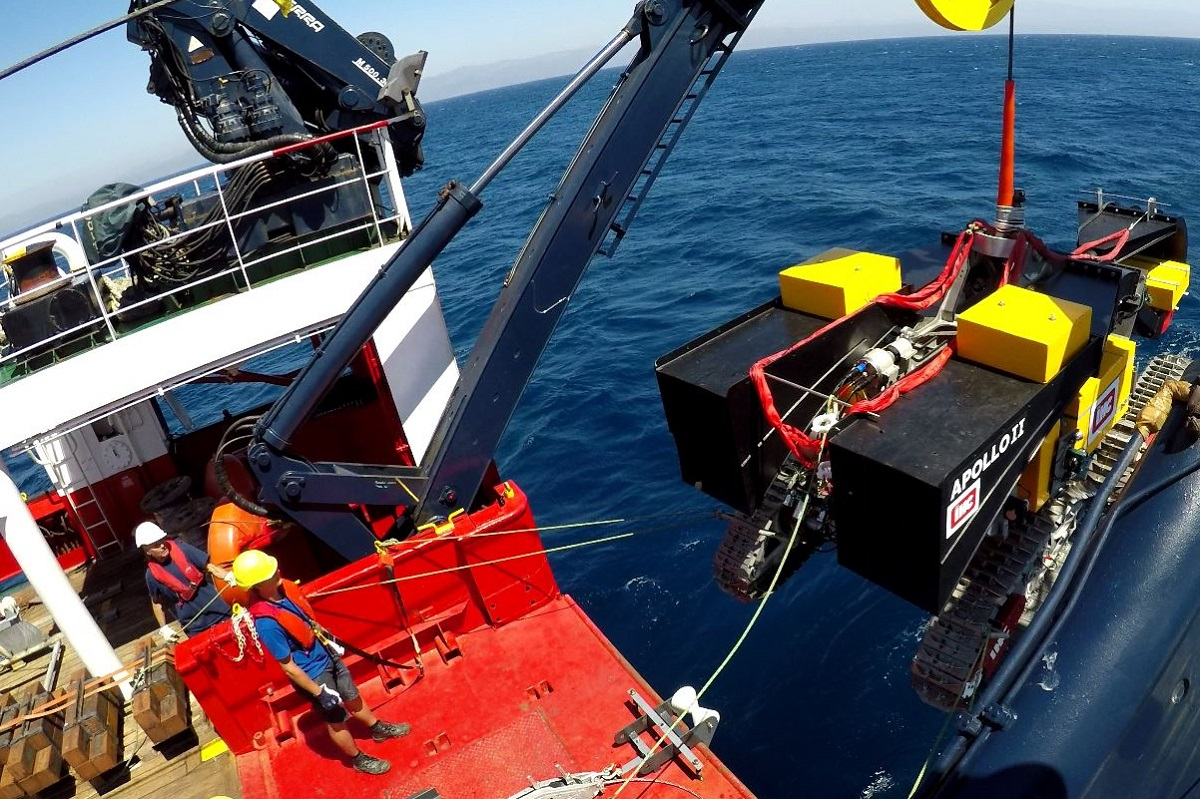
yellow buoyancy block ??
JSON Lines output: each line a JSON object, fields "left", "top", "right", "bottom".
{"left": 778, "top": 248, "right": 901, "bottom": 319}
{"left": 914, "top": 0, "right": 1015, "bottom": 31}
{"left": 957, "top": 284, "right": 1091, "bottom": 383}
{"left": 1145, "top": 260, "right": 1190, "bottom": 312}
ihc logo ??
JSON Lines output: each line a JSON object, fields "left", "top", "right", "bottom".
{"left": 946, "top": 479, "right": 980, "bottom": 540}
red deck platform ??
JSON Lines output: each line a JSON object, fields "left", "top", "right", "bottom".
{"left": 236, "top": 595, "right": 752, "bottom": 799}
{"left": 175, "top": 482, "right": 756, "bottom": 799}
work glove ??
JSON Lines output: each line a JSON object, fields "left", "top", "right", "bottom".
{"left": 316, "top": 685, "right": 343, "bottom": 713}
{"left": 222, "top": 572, "right": 238, "bottom": 587}
{"left": 158, "top": 625, "right": 181, "bottom": 644}
{"left": 325, "top": 637, "right": 346, "bottom": 657}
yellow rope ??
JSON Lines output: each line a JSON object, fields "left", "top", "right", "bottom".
{"left": 612, "top": 429, "right": 829, "bottom": 797}
{"left": 305, "top": 511, "right": 715, "bottom": 598}
{"left": 209, "top": 507, "right": 717, "bottom": 544}
{"left": 308, "top": 532, "right": 636, "bottom": 598}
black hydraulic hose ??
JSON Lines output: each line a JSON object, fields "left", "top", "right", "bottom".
{"left": 1112, "top": 446, "right": 1200, "bottom": 518}
{"left": 0, "top": 0, "right": 179, "bottom": 84}
{"left": 176, "top": 109, "right": 311, "bottom": 163}
{"left": 214, "top": 419, "right": 275, "bottom": 518}
{"left": 920, "top": 431, "right": 1144, "bottom": 794}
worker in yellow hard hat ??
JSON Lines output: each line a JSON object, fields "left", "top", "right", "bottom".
{"left": 231, "top": 549, "right": 409, "bottom": 776}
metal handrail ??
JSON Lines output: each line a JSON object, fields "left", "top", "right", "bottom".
{"left": 0, "top": 119, "right": 413, "bottom": 372}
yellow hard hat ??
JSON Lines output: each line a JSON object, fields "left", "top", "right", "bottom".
{"left": 231, "top": 550, "right": 279, "bottom": 589}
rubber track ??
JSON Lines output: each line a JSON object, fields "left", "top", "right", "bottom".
{"left": 712, "top": 455, "right": 804, "bottom": 602}
{"left": 910, "top": 352, "right": 1190, "bottom": 711}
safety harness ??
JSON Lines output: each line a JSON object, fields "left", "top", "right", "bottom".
{"left": 248, "top": 580, "right": 320, "bottom": 652}
{"left": 147, "top": 541, "right": 204, "bottom": 602}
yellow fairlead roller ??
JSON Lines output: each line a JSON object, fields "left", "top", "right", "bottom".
{"left": 914, "top": 0, "right": 1015, "bottom": 31}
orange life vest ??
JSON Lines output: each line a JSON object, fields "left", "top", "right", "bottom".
{"left": 147, "top": 541, "right": 204, "bottom": 602}
{"left": 248, "top": 579, "right": 319, "bottom": 651}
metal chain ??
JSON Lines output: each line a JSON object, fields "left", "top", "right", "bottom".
{"left": 223, "top": 606, "right": 264, "bottom": 663}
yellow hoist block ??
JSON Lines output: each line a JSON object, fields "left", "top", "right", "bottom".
{"left": 956, "top": 284, "right": 1092, "bottom": 383}
{"left": 1145, "top": 260, "right": 1190, "bottom": 312}
{"left": 1017, "top": 420, "right": 1061, "bottom": 512}
{"left": 778, "top": 248, "right": 901, "bottom": 319}
{"left": 1063, "top": 334, "right": 1136, "bottom": 453}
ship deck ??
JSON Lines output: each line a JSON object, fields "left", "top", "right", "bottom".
{"left": 0, "top": 548, "right": 754, "bottom": 799}
{"left": 234, "top": 593, "right": 753, "bottom": 799}
{"left": 1, "top": 549, "right": 240, "bottom": 799}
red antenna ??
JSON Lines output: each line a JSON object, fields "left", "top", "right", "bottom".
{"left": 996, "top": 8, "right": 1017, "bottom": 210}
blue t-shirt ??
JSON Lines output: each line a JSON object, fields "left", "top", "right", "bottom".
{"left": 254, "top": 597, "right": 331, "bottom": 680}
{"left": 144, "top": 541, "right": 230, "bottom": 634}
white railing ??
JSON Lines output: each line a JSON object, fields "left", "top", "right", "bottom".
{"left": 0, "top": 120, "right": 413, "bottom": 373}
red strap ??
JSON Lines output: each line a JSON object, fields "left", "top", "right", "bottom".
{"left": 147, "top": 541, "right": 204, "bottom": 602}
{"left": 752, "top": 227, "right": 978, "bottom": 466}
{"left": 1072, "top": 228, "right": 1130, "bottom": 262}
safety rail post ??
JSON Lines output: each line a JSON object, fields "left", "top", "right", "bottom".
{"left": 66, "top": 218, "right": 118, "bottom": 344}
{"left": 375, "top": 132, "right": 411, "bottom": 235}
{"left": 352, "top": 133, "right": 386, "bottom": 248}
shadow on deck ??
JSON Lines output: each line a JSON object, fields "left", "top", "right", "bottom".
{"left": 0, "top": 550, "right": 241, "bottom": 799}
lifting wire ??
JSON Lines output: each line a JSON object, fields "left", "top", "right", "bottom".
{"left": 611, "top": 428, "right": 831, "bottom": 797}
{"left": 177, "top": 508, "right": 718, "bottom": 649}
{"left": 0, "top": 0, "right": 180, "bottom": 84}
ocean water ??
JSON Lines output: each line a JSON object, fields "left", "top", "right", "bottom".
{"left": 12, "top": 34, "right": 1200, "bottom": 797}
{"left": 398, "top": 35, "right": 1200, "bottom": 798}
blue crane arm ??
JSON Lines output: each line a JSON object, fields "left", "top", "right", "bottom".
{"left": 248, "top": 0, "right": 764, "bottom": 557}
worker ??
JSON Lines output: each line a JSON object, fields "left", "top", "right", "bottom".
{"left": 231, "top": 549, "right": 409, "bottom": 776}
{"left": 137, "top": 521, "right": 232, "bottom": 641}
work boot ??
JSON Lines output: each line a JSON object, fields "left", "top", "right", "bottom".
{"left": 353, "top": 751, "right": 391, "bottom": 775}
{"left": 371, "top": 720, "right": 412, "bottom": 742}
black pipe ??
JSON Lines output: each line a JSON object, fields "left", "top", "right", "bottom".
{"left": 256, "top": 182, "right": 481, "bottom": 451}
{"left": 0, "top": 0, "right": 179, "bottom": 83}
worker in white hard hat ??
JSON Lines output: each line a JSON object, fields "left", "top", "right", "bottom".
{"left": 232, "top": 549, "right": 410, "bottom": 776}
{"left": 137, "top": 520, "right": 233, "bottom": 642}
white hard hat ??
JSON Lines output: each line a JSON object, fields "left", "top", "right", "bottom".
{"left": 134, "top": 521, "right": 167, "bottom": 548}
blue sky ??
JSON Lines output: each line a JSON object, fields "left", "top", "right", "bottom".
{"left": 0, "top": 0, "right": 1197, "bottom": 231}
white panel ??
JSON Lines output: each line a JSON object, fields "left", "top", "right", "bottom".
{"left": 370, "top": 267, "right": 459, "bottom": 464}
{"left": 112, "top": 403, "right": 169, "bottom": 463}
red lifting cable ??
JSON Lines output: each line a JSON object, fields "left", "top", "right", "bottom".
{"left": 751, "top": 227, "right": 979, "bottom": 467}
{"left": 997, "top": 9, "right": 1017, "bottom": 208}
